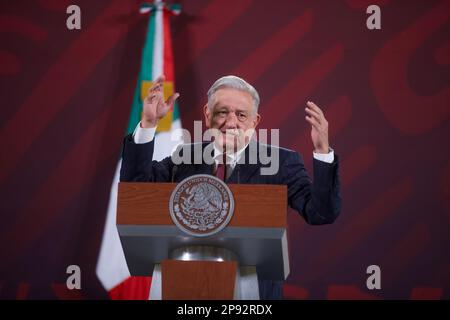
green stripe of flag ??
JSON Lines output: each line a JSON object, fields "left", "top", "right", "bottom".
{"left": 173, "top": 102, "right": 180, "bottom": 121}
{"left": 126, "top": 10, "right": 157, "bottom": 135}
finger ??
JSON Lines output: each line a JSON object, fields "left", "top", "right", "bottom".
{"left": 305, "top": 107, "right": 322, "bottom": 124}
{"left": 145, "top": 91, "right": 163, "bottom": 104}
{"left": 147, "top": 84, "right": 162, "bottom": 97}
{"left": 166, "top": 92, "right": 180, "bottom": 107}
{"left": 147, "top": 76, "right": 165, "bottom": 95}
{"left": 306, "top": 101, "right": 324, "bottom": 116}
{"left": 152, "top": 76, "right": 165, "bottom": 92}
{"left": 152, "top": 81, "right": 164, "bottom": 90}
{"left": 154, "top": 74, "right": 165, "bottom": 84}
{"left": 305, "top": 115, "right": 320, "bottom": 129}
{"left": 154, "top": 84, "right": 164, "bottom": 96}
{"left": 149, "top": 82, "right": 164, "bottom": 94}
{"left": 307, "top": 101, "right": 329, "bottom": 126}
{"left": 144, "top": 94, "right": 156, "bottom": 104}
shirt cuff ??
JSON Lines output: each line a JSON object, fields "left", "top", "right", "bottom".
{"left": 313, "top": 148, "right": 334, "bottom": 163}
{"left": 133, "top": 122, "right": 156, "bottom": 144}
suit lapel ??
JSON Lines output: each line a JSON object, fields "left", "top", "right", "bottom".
{"left": 200, "top": 142, "right": 215, "bottom": 175}
{"left": 227, "top": 140, "right": 262, "bottom": 183}
{"left": 227, "top": 162, "right": 261, "bottom": 183}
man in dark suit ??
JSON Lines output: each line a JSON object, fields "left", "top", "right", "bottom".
{"left": 120, "top": 75, "right": 341, "bottom": 299}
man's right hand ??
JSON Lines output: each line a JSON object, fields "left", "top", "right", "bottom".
{"left": 141, "top": 75, "right": 180, "bottom": 128}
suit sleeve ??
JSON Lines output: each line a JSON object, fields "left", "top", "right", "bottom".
{"left": 119, "top": 134, "right": 174, "bottom": 182}
{"left": 282, "top": 151, "right": 341, "bottom": 225}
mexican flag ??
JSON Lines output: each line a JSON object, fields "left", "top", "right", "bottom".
{"left": 96, "top": 1, "right": 182, "bottom": 299}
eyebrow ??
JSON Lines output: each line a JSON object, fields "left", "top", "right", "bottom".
{"left": 213, "top": 103, "right": 229, "bottom": 109}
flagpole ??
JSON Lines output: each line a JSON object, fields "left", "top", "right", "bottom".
{"left": 140, "top": 1, "right": 181, "bottom": 15}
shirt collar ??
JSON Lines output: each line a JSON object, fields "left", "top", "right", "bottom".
{"left": 213, "top": 143, "right": 247, "bottom": 165}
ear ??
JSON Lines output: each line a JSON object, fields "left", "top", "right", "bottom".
{"left": 252, "top": 113, "right": 261, "bottom": 128}
{"left": 203, "top": 104, "right": 211, "bottom": 128}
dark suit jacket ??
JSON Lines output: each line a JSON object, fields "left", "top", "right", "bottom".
{"left": 120, "top": 134, "right": 341, "bottom": 225}
{"left": 119, "top": 134, "right": 341, "bottom": 299}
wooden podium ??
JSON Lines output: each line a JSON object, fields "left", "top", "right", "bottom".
{"left": 117, "top": 182, "right": 290, "bottom": 300}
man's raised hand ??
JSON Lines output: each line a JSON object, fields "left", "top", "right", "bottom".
{"left": 305, "top": 101, "right": 330, "bottom": 154}
{"left": 141, "top": 75, "right": 180, "bottom": 128}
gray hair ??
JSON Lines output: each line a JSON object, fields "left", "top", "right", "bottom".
{"left": 207, "top": 75, "right": 260, "bottom": 113}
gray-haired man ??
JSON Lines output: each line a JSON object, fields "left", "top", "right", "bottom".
{"left": 120, "top": 75, "right": 341, "bottom": 299}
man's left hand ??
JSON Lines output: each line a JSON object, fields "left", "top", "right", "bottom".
{"left": 305, "top": 101, "right": 330, "bottom": 154}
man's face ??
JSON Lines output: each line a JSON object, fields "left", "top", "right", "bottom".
{"left": 204, "top": 87, "right": 261, "bottom": 153}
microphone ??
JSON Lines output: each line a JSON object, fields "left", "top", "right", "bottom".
{"left": 171, "top": 165, "right": 178, "bottom": 183}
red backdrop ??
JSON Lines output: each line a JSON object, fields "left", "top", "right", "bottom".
{"left": 0, "top": 0, "right": 449, "bottom": 299}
